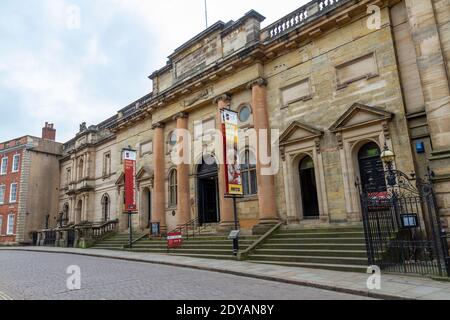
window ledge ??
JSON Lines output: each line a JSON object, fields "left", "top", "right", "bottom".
{"left": 237, "top": 195, "right": 258, "bottom": 203}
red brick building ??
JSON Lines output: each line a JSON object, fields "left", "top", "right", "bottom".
{"left": 0, "top": 123, "right": 62, "bottom": 244}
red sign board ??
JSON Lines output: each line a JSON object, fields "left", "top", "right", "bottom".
{"left": 167, "top": 232, "right": 183, "bottom": 249}
{"left": 123, "top": 149, "right": 137, "bottom": 213}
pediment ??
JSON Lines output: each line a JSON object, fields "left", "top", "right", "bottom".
{"left": 280, "top": 121, "right": 323, "bottom": 146}
{"left": 115, "top": 172, "right": 124, "bottom": 186}
{"left": 330, "top": 103, "right": 393, "bottom": 132}
{"left": 137, "top": 166, "right": 154, "bottom": 181}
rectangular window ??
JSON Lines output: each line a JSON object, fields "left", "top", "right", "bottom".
{"left": 336, "top": 53, "right": 378, "bottom": 88}
{"left": 7, "top": 214, "right": 14, "bottom": 235}
{"left": 103, "top": 152, "right": 111, "bottom": 177}
{"left": 0, "top": 216, "right": 3, "bottom": 235}
{"left": 140, "top": 141, "right": 153, "bottom": 156}
{"left": 9, "top": 183, "right": 17, "bottom": 203}
{"left": 0, "top": 185, "right": 5, "bottom": 205}
{"left": 0, "top": 157, "right": 7, "bottom": 175}
{"left": 281, "top": 79, "right": 311, "bottom": 107}
{"left": 12, "top": 154, "right": 20, "bottom": 173}
{"left": 66, "top": 168, "right": 71, "bottom": 186}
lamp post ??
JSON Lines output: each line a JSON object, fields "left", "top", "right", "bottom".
{"left": 380, "top": 143, "right": 396, "bottom": 187}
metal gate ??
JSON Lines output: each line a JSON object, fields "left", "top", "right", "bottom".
{"left": 358, "top": 169, "right": 450, "bottom": 277}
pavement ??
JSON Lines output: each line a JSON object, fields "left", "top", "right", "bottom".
{"left": 0, "top": 251, "right": 368, "bottom": 300}
{"left": 1, "top": 246, "right": 450, "bottom": 300}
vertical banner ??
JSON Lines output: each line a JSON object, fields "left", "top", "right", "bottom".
{"left": 123, "top": 149, "right": 137, "bottom": 213}
{"left": 221, "top": 109, "right": 243, "bottom": 196}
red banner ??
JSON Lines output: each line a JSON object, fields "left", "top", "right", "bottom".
{"left": 221, "top": 109, "right": 243, "bottom": 196}
{"left": 123, "top": 149, "right": 137, "bottom": 213}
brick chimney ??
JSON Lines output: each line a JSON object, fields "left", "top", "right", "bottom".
{"left": 42, "top": 122, "right": 56, "bottom": 141}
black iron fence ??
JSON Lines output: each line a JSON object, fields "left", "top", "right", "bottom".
{"left": 359, "top": 169, "right": 449, "bottom": 277}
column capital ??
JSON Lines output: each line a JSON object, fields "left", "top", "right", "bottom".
{"left": 247, "top": 77, "right": 268, "bottom": 90}
{"left": 152, "top": 122, "right": 165, "bottom": 130}
{"left": 173, "top": 112, "right": 189, "bottom": 121}
{"left": 213, "top": 93, "right": 232, "bottom": 105}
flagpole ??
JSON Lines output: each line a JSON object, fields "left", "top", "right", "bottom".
{"left": 204, "top": 0, "right": 208, "bottom": 28}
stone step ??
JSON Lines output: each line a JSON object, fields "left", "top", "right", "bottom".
{"left": 249, "top": 260, "right": 368, "bottom": 273}
{"left": 169, "top": 253, "right": 237, "bottom": 261}
{"left": 260, "top": 243, "right": 367, "bottom": 250}
{"left": 265, "top": 238, "right": 366, "bottom": 244}
{"left": 272, "top": 232, "right": 365, "bottom": 239}
{"left": 248, "top": 254, "right": 368, "bottom": 266}
{"left": 253, "top": 249, "right": 368, "bottom": 258}
{"left": 132, "top": 244, "right": 252, "bottom": 250}
{"left": 278, "top": 227, "right": 364, "bottom": 234}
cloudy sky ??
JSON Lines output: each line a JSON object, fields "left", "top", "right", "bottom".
{"left": 0, "top": 0, "right": 308, "bottom": 142}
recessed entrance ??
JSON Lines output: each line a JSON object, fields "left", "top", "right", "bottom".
{"left": 358, "top": 142, "right": 386, "bottom": 194}
{"left": 197, "top": 156, "right": 220, "bottom": 225}
{"left": 299, "top": 156, "right": 320, "bottom": 218}
{"left": 141, "top": 187, "right": 152, "bottom": 229}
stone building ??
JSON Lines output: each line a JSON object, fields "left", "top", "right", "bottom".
{"left": 0, "top": 123, "right": 62, "bottom": 244}
{"left": 57, "top": 0, "right": 450, "bottom": 236}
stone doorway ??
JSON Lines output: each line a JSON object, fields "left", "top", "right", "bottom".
{"left": 299, "top": 156, "right": 320, "bottom": 219}
{"left": 197, "top": 156, "right": 220, "bottom": 225}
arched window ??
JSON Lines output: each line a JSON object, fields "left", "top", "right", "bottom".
{"left": 168, "top": 169, "right": 177, "bottom": 207}
{"left": 62, "top": 203, "right": 70, "bottom": 225}
{"left": 101, "top": 194, "right": 110, "bottom": 222}
{"left": 241, "top": 149, "right": 258, "bottom": 196}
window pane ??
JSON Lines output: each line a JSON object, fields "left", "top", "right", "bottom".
{"left": 250, "top": 170, "right": 258, "bottom": 195}
{"left": 242, "top": 172, "right": 250, "bottom": 195}
{"left": 13, "top": 155, "right": 19, "bottom": 172}
{"left": 0, "top": 216, "right": 2, "bottom": 235}
{"left": 1, "top": 158, "right": 7, "bottom": 174}
{"left": 0, "top": 186, "right": 4, "bottom": 204}
{"left": 7, "top": 214, "right": 14, "bottom": 235}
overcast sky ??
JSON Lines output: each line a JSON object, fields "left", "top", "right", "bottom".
{"left": 0, "top": 0, "right": 309, "bottom": 142}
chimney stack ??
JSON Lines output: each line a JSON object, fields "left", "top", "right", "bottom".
{"left": 42, "top": 122, "right": 56, "bottom": 141}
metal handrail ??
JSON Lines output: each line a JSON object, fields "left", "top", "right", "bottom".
{"left": 168, "top": 217, "right": 213, "bottom": 240}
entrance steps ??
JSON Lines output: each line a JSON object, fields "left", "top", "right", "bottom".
{"left": 247, "top": 225, "right": 369, "bottom": 273}
{"left": 132, "top": 234, "right": 260, "bottom": 260}
{"left": 92, "top": 232, "right": 146, "bottom": 250}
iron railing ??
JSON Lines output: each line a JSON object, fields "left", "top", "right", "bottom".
{"left": 168, "top": 217, "right": 215, "bottom": 240}
{"left": 359, "top": 169, "right": 449, "bottom": 277}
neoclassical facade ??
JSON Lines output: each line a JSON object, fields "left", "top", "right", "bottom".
{"left": 57, "top": 0, "right": 450, "bottom": 235}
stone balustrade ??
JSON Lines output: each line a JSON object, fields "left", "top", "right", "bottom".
{"left": 262, "top": 0, "right": 347, "bottom": 42}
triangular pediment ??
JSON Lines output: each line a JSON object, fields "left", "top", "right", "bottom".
{"left": 280, "top": 121, "right": 323, "bottom": 146}
{"left": 115, "top": 172, "right": 124, "bottom": 186}
{"left": 330, "top": 103, "right": 393, "bottom": 132}
{"left": 137, "top": 166, "right": 154, "bottom": 181}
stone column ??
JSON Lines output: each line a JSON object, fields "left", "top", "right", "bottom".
{"left": 214, "top": 94, "right": 235, "bottom": 232}
{"left": 405, "top": 0, "right": 450, "bottom": 218}
{"left": 174, "top": 113, "right": 191, "bottom": 226}
{"left": 248, "top": 78, "right": 279, "bottom": 233}
{"left": 152, "top": 123, "right": 167, "bottom": 233}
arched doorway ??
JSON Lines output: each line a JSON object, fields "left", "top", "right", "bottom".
{"left": 101, "top": 194, "right": 110, "bottom": 222}
{"left": 299, "top": 156, "right": 320, "bottom": 219}
{"left": 197, "top": 155, "right": 220, "bottom": 224}
{"left": 141, "top": 187, "right": 152, "bottom": 229}
{"left": 75, "top": 200, "right": 82, "bottom": 224}
{"left": 358, "top": 142, "right": 386, "bottom": 194}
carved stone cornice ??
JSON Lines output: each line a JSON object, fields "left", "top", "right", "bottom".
{"left": 173, "top": 112, "right": 189, "bottom": 121}
{"left": 152, "top": 122, "right": 165, "bottom": 130}
{"left": 213, "top": 94, "right": 232, "bottom": 105}
{"left": 247, "top": 77, "right": 268, "bottom": 89}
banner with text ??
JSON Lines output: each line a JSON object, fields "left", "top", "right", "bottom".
{"left": 221, "top": 109, "right": 243, "bottom": 196}
{"left": 123, "top": 149, "right": 137, "bottom": 213}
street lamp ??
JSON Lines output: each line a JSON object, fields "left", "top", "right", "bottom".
{"left": 380, "top": 143, "right": 397, "bottom": 187}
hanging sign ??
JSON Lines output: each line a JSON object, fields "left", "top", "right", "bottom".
{"left": 123, "top": 149, "right": 138, "bottom": 213}
{"left": 221, "top": 109, "right": 243, "bottom": 196}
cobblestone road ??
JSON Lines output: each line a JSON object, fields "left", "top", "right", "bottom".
{"left": 0, "top": 251, "right": 371, "bottom": 300}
